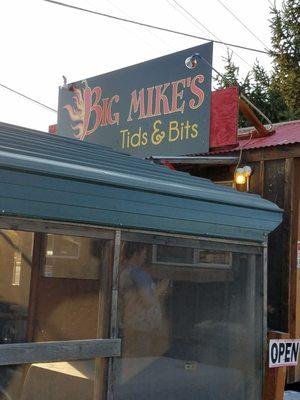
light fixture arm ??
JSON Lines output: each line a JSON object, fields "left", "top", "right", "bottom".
{"left": 185, "top": 53, "right": 273, "bottom": 132}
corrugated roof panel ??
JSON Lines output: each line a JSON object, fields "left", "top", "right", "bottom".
{"left": 0, "top": 122, "right": 276, "bottom": 207}
{"left": 0, "top": 122, "right": 282, "bottom": 241}
{"left": 210, "top": 120, "right": 300, "bottom": 154}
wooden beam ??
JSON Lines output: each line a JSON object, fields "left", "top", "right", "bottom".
{"left": 26, "top": 233, "right": 46, "bottom": 342}
{"left": 245, "top": 145, "right": 300, "bottom": 162}
{"left": 0, "top": 339, "right": 121, "bottom": 366}
{"left": 238, "top": 98, "right": 275, "bottom": 138}
{"left": 283, "top": 159, "right": 293, "bottom": 332}
{"left": 222, "top": 144, "right": 300, "bottom": 162}
{"left": 288, "top": 158, "right": 300, "bottom": 382}
{"left": 259, "top": 160, "right": 265, "bottom": 197}
{"left": 151, "top": 156, "right": 239, "bottom": 165}
{"left": 264, "top": 331, "right": 290, "bottom": 400}
{"left": 94, "top": 241, "right": 114, "bottom": 400}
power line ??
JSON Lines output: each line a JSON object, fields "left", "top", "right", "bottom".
{"left": 84, "top": 0, "right": 159, "bottom": 52}
{"left": 215, "top": 0, "right": 270, "bottom": 51}
{"left": 167, "top": 0, "right": 217, "bottom": 42}
{"left": 103, "top": 0, "right": 175, "bottom": 51}
{"left": 85, "top": 0, "right": 173, "bottom": 52}
{"left": 42, "top": 0, "right": 269, "bottom": 54}
{"left": 0, "top": 83, "right": 57, "bottom": 113}
{"left": 167, "top": 0, "right": 253, "bottom": 68}
{"left": 166, "top": 0, "right": 209, "bottom": 37}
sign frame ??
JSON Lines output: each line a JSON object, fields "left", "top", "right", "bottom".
{"left": 57, "top": 42, "right": 213, "bottom": 158}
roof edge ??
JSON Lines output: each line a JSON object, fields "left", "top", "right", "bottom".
{"left": 0, "top": 149, "right": 282, "bottom": 215}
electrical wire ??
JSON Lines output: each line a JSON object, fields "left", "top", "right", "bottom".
{"left": 167, "top": 0, "right": 218, "bottom": 43}
{"left": 85, "top": 0, "right": 174, "bottom": 52}
{"left": 42, "top": 0, "right": 269, "bottom": 54}
{"left": 215, "top": 0, "right": 271, "bottom": 51}
{"left": 0, "top": 83, "right": 57, "bottom": 113}
{"left": 84, "top": 0, "right": 158, "bottom": 52}
{"left": 166, "top": 0, "right": 205, "bottom": 37}
{"left": 234, "top": 131, "right": 254, "bottom": 179}
{"left": 104, "top": 0, "right": 175, "bottom": 51}
{"left": 167, "top": 0, "right": 253, "bottom": 68}
{"left": 195, "top": 54, "right": 274, "bottom": 130}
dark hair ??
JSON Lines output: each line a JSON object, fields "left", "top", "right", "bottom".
{"left": 123, "top": 242, "right": 147, "bottom": 260}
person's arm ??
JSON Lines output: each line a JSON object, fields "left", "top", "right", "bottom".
{"left": 130, "top": 268, "right": 156, "bottom": 308}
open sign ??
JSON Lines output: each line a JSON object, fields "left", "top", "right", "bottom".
{"left": 269, "top": 339, "right": 300, "bottom": 368}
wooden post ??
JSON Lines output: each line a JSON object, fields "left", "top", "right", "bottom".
{"left": 288, "top": 158, "right": 300, "bottom": 382}
{"left": 263, "top": 330, "right": 290, "bottom": 400}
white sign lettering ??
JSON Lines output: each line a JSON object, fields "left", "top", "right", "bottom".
{"left": 269, "top": 339, "right": 300, "bottom": 368}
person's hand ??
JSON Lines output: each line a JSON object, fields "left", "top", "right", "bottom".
{"left": 157, "top": 279, "right": 170, "bottom": 296}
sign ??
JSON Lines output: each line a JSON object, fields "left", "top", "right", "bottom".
{"left": 57, "top": 43, "right": 213, "bottom": 157}
{"left": 210, "top": 86, "right": 238, "bottom": 149}
{"left": 269, "top": 339, "right": 300, "bottom": 368}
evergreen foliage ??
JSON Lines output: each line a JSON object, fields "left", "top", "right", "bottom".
{"left": 216, "top": 0, "right": 300, "bottom": 127}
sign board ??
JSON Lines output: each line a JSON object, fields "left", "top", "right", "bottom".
{"left": 269, "top": 339, "right": 300, "bottom": 368}
{"left": 57, "top": 43, "right": 213, "bottom": 157}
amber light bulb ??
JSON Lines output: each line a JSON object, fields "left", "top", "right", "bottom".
{"left": 235, "top": 168, "right": 246, "bottom": 185}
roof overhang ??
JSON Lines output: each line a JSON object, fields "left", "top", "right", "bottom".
{"left": 0, "top": 122, "right": 283, "bottom": 242}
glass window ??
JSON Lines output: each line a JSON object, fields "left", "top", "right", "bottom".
{"left": 114, "top": 237, "right": 263, "bottom": 400}
{"left": 0, "top": 228, "right": 114, "bottom": 400}
{"left": 33, "top": 234, "right": 113, "bottom": 342}
{"left": 43, "top": 235, "right": 103, "bottom": 279}
{"left": 0, "top": 229, "right": 33, "bottom": 345}
{"left": 153, "top": 245, "right": 232, "bottom": 269}
{"left": 2, "top": 359, "right": 100, "bottom": 400}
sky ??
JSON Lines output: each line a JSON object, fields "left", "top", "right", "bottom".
{"left": 0, "top": 0, "right": 283, "bottom": 132}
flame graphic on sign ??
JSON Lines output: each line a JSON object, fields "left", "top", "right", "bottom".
{"left": 63, "top": 82, "right": 88, "bottom": 140}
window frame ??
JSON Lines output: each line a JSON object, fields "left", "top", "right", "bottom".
{"left": 0, "top": 221, "right": 119, "bottom": 363}
{"left": 0, "top": 217, "right": 267, "bottom": 400}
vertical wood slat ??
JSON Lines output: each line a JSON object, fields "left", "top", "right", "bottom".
{"left": 107, "top": 230, "right": 122, "bottom": 400}
{"left": 94, "top": 240, "right": 114, "bottom": 400}
{"left": 294, "top": 159, "right": 300, "bottom": 382}
{"left": 263, "top": 245, "right": 268, "bottom": 370}
{"left": 264, "top": 159, "right": 287, "bottom": 331}
{"left": 284, "top": 159, "right": 293, "bottom": 334}
{"left": 288, "top": 158, "right": 300, "bottom": 382}
{"left": 246, "top": 254, "right": 257, "bottom": 399}
{"left": 263, "top": 330, "right": 290, "bottom": 400}
{"left": 260, "top": 160, "right": 265, "bottom": 197}
{"left": 26, "top": 233, "right": 46, "bottom": 342}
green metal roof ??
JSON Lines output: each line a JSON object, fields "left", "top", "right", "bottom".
{"left": 0, "top": 122, "right": 282, "bottom": 242}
